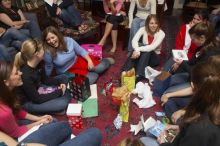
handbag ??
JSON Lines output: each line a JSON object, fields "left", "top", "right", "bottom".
{"left": 68, "top": 74, "right": 91, "bottom": 102}
{"left": 153, "top": 71, "right": 171, "bottom": 97}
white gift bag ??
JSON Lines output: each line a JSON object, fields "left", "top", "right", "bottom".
{"left": 145, "top": 66, "right": 161, "bottom": 85}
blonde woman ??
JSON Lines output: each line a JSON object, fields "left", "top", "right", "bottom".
{"left": 14, "top": 39, "right": 71, "bottom": 114}
{"left": 127, "top": 0, "right": 156, "bottom": 54}
{"left": 123, "top": 14, "right": 165, "bottom": 81}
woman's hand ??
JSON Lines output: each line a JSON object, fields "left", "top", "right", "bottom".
{"left": 120, "top": 11, "right": 126, "bottom": 16}
{"left": 157, "top": 124, "right": 180, "bottom": 144}
{"left": 165, "top": 124, "right": 180, "bottom": 133}
{"left": 131, "top": 51, "right": 140, "bottom": 59}
{"left": 59, "top": 84, "right": 66, "bottom": 95}
{"left": 161, "top": 93, "right": 170, "bottom": 106}
{"left": 88, "top": 60, "right": 94, "bottom": 70}
{"left": 157, "top": 131, "right": 167, "bottom": 144}
{"left": 56, "top": 7, "right": 62, "bottom": 16}
{"left": 0, "top": 27, "right": 6, "bottom": 34}
{"left": 171, "top": 109, "right": 185, "bottom": 124}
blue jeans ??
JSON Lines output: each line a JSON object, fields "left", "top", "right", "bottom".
{"left": 128, "top": 17, "right": 145, "bottom": 52}
{"left": 22, "top": 74, "right": 71, "bottom": 114}
{"left": 0, "top": 28, "right": 29, "bottom": 50}
{"left": 60, "top": 5, "right": 82, "bottom": 27}
{"left": 0, "top": 44, "right": 17, "bottom": 62}
{"left": 163, "top": 57, "right": 175, "bottom": 72}
{"left": 23, "top": 13, "right": 42, "bottom": 38}
{"left": 123, "top": 51, "right": 160, "bottom": 77}
{"left": 59, "top": 128, "right": 102, "bottom": 146}
{"left": 87, "top": 58, "right": 110, "bottom": 84}
{"left": 22, "top": 121, "right": 71, "bottom": 145}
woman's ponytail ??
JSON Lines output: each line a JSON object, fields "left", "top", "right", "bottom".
{"left": 14, "top": 52, "right": 25, "bottom": 69}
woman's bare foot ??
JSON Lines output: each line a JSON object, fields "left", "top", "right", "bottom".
{"left": 106, "top": 57, "right": 115, "bottom": 65}
{"left": 109, "top": 48, "right": 116, "bottom": 56}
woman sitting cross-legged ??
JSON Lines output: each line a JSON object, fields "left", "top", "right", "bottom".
{"left": 0, "top": 61, "right": 102, "bottom": 146}
{"left": 45, "top": 0, "right": 88, "bottom": 34}
{"left": 43, "top": 26, "right": 114, "bottom": 85}
{"left": 122, "top": 14, "right": 165, "bottom": 81}
{"left": 0, "top": 0, "right": 41, "bottom": 38}
{"left": 14, "top": 39, "right": 71, "bottom": 114}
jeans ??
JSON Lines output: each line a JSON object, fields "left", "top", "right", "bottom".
{"left": 0, "top": 28, "right": 29, "bottom": 50}
{"left": 123, "top": 51, "right": 160, "bottom": 77}
{"left": 59, "top": 128, "right": 102, "bottom": 146}
{"left": 0, "top": 44, "right": 17, "bottom": 62}
{"left": 22, "top": 74, "right": 71, "bottom": 114}
{"left": 60, "top": 5, "right": 82, "bottom": 27}
{"left": 87, "top": 58, "right": 110, "bottom": 84}
{"left": 23, "top": 13, "right": 42, "bottom": 38}
{"left": 22, "top": 121, "right": 72, "bottom": 146}
{"left": 128, "top": 17, "right": 145, "bottom": 52}
{"left": 169, "top": 72, "right": 189, "bottom": 87}
{"left": 163, "top": 57, "right": 175, "bottom": 72}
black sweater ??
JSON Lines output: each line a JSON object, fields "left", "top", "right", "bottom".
{"left": 161, "top": 117, "right": 220, "bottom": 146}
{"left": 45, "top": 0, "right": 73, "bottom": 17}
{"left": 17, "top": 64, "right": 62, "bottom": 104}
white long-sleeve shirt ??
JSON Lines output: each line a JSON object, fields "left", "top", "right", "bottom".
{"left": 128, "top": 0, "right": 156, "bottom": 28}
{"left": 132, "top": 27, "right": 165, "bottom": 54}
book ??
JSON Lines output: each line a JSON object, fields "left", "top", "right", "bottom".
{"left": 66, "top": 103, "right": 82, "bottom": 116}
{"left": 172, "top": 50, "right": 188, "bottom": 60}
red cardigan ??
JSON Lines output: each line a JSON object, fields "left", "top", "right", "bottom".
{"left": 175, "top": 24, "right": 197, "bottom": 59}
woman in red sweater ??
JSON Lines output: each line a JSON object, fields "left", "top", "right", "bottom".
{"left": 163, "top": 10, "right": 209, "bottom": 71}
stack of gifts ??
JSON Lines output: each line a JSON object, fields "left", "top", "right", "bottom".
{"left": 66, "top": 103, "right": 83, "bottom": 129}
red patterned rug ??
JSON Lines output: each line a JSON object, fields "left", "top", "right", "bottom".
{"left": 56, "top": 15, "right": 181, "bottom": 146}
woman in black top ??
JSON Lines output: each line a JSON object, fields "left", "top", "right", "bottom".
{"left": 0, "top": 0, "right": 41, "bottom": 38}
{"left": 14, "top": 39, "right": 71, "bottom": 114}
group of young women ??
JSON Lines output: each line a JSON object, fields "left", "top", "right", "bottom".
{"left": 0, "top": 0, "right": 220, "bottom": 145}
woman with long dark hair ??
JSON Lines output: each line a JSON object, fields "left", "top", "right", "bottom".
{"left": 43, "top": 26, "right": 114, "bottom": 84}
{"left": 0, "top": 61, "right": 102, "bottom": 146}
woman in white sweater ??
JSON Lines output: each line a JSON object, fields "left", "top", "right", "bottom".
{"left": 123, "top": 14, "right": 165, "bottom": 81}
{"left": 127, "top": 0, "right": 156, "bottom": 54}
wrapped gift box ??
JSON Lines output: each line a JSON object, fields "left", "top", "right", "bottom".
{"left": 66, "top": 103, "right": 83, "bottom": 129}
